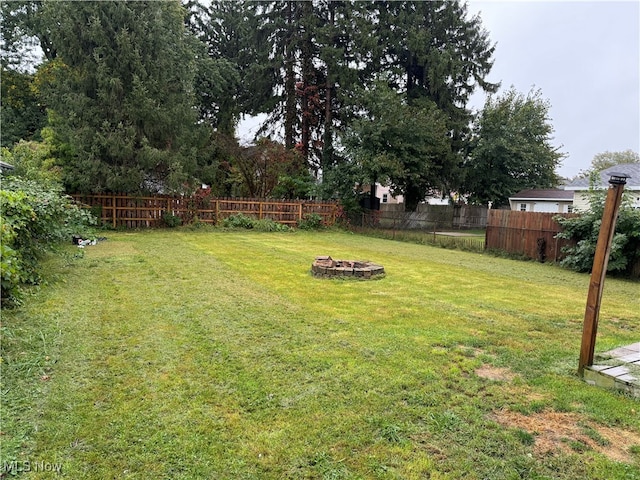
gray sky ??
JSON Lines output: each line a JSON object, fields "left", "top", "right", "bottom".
{"left": 467, "top": 0, "right": 640, "bottom": 178}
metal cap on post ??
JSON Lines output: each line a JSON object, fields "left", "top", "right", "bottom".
{"left": 608, "top": 172, "right": 630, "bottom": 185}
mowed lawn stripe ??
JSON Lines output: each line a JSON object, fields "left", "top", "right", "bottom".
{"left": 29, "top": 232, "right": 341, "bottom": 478}
{"left": 7, "top": 230, "right": 639, "bottom": 479}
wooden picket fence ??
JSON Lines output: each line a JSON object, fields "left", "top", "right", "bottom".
{"left": 71, "top": 193, "right": 338, "bottom": 229}
{"left": 485, "top": 210, "right": 578, "bottom": 262}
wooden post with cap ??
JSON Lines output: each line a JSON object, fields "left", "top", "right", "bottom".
{"left": 578, "top": 172, "right": 629, "bottom": 376}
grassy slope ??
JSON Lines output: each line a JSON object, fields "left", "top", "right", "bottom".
{"left": 2, "top": 230, "right": 639, "bottom": 479}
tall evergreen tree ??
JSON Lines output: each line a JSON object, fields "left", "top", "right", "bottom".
{"left": 365, "top": 1, "right": 498, "bottom": 208}
{"left": 242, "top": 1, "right": 362, "bottom": 173}
{"left": 185, "top": 0, "right": 246, "bottom": 135}
{"left": 39, "top": 0, "right": 202, "bottom": 193}
{"left": 0, "top": 0, "right": 56, "bottom": 68}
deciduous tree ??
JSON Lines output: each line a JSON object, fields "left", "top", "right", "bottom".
{"left": 582, "top": 150, "right": 639, "bottom": 177}
{"left": 0, "top": 67, "right": 46, "bottom": 147}
{"left": 464, "top": 87, "right": 564, "bottom": 207}
{"left": 231, "top": 138, "right": 308, "bottom": 198}
{"left": 341, "top": 80, "right": 450, "bottom": 211}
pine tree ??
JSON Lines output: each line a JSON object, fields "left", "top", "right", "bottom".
{"left": 39, "top": 0, "right": 202, "bottom": 193}
{"left": 368, "top": 1, "right": 498, "bottom": 208}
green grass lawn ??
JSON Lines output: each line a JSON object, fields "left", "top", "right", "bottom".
{"left": 2, "top": 229, "right": 639, "bottom": 479}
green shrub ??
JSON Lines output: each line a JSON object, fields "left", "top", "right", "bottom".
{"left": 219, "top": 214, "right": 291, "bottom": 232}
{"left": 556, "top": 187, "right": 640, "bottom": 277}
{"left": 188, "top": 216, "right": 212, "bottom": 230}
{"left": 0, "top": 176, "right": 95, "bottom": 306}
{"left": 297, "top": 213, "right": 324, "bottom": 230}
{"left": 222, "top": 213, "right": 255, "bottom": 229}
{"left": 162, "top": 211, "right": 182, "bottom": 228}
{"left": 252, "top": 218, "right": 291, "bottom": 232}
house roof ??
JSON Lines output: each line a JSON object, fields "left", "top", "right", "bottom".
{"left": 509, "top": 189, "right": 574, "bottom": 201}
{"left": 564, "top": 163, "right": 640, "bottom": 190}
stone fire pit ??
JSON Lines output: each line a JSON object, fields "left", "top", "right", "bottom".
{"left": 311, "top": 256, "right": 385, "bottom": 279}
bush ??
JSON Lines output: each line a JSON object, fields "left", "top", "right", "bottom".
{"left": 0, "top": 176, "right": 95, "bottom": 305}
{"left": 252, "top": 219, "right": 291, "bottom": 232}
{"left": 162, "top": 211, "right": 182, "bottom": 228}
{"left": 222, "top": 213, "right": 255, "bottom": 229}
{"left": 219, "top": 213, "right": 292, "bottom": 232}
{"left": 556, "top": 188, "right": 640, "bottom": 277}
{"left": 297, "top": 213, "right": 324, "bottom": 230}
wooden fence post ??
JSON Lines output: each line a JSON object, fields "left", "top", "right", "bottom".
{"left": 578, "top": 173, "right": 629, "bottom": 376}
{"left": 112, "top": 193, "right": 117, "bottom": 229}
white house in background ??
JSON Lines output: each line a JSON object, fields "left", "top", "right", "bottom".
{"left": 508, "top": 188, "right": 574, "bottom": 213}
{"left": 564, "top": 163, "right": 640, "bottom": 211}
{"left": 368, "top": 184, "right": 451, "bottom": 206}
{"left": 375, "top": 184, "right": 404, "bottom": 205}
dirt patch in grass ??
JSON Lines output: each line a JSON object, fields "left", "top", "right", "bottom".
{"left": 475, "top": 365, "right": 516, "bottom": 382}
{"left": 490, "top": 409, "right": 640, "bottom": 463}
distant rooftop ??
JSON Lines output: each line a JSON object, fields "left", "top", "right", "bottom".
{"left": 510, "top": 188, "right": 573, "bottom": 200}
{"left": 565, "top": 163, "right": 640, "bottom": 190}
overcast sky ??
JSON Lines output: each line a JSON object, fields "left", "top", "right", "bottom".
{"left": 466, "top": 0, "right": 640, "bottom": 178}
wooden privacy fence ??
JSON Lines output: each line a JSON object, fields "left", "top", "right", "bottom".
{"left": 485, "top": 210, "right": 578, "bottom": 262}
{"left": 71, "top": 193, "right": 338, "bottom": 229}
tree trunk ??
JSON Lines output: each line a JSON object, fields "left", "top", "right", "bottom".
{"left": 321, "top": 3, "right": 335, "bottom": 174}
{"left": 299, "top": 1, "right": 314, "bottom": 166}
{"left": 404, "top": 184, "right": 422, "bottom": 212}
{"left": 283, "top": 1, "right": 297, "bottom": 150}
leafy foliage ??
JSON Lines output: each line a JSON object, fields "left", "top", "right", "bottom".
{"left": 0, "top": 176, "right": 95, "bottom": 305}
{"left": 252, "top": 218, "right": 292, "bottom": 232}
{"left": 161, "top": 211, "right": 182, "bottom": 229}
{"left": 297, "top": 213, "right": 324, "bottom": 230}
{"left": 3, "top": 0, "right": 507, "bottom": 208}
{"left": 221, "top": 213, "right": 256, "bottom": 229}
{"left": 579, "top": 150, "right": 639, "bottom": 178}
{"left": 464, "top": 87, "right": 564, "bottom": 207}
{"left": 1, "top": 140, "right": 60, "bottom": 183}
{"left": 0, "top": 0, "right": 56, "bottom": 68}
{"left": 369, "top": 1, "right": 498, "bottom": 161}
{"left": 231, "top": 138, "right": 309, "bottom": 198}
{"left": 220, "top": 213, "right": 294, "bottom": 232}
{"left": 0, "top": 67, "right": 46, "bottom": 147}
{"left": 556, "top": 185, "right": 640, "bottom": 277}
{"left": 341, "top": 80, "right": 450, "bottom": 211}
